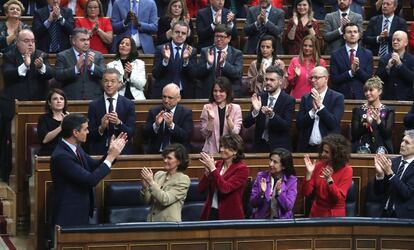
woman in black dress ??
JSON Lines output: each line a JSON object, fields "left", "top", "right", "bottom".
{"left": 156, "top": 0, "right": 193, "bottom": 46}
{"left": 37, "top": 89, "right": 69, "bottom": 156}
{"left": 351, "top": 76, "right": 394, "bottom": 154}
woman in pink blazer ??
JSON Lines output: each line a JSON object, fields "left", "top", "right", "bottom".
{"left": 200, "top": 77, "right": 243, "bottom": 154}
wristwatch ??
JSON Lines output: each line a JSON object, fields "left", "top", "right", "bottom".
{"left": 328, "top": 179, "right": 334, "bottom": 186}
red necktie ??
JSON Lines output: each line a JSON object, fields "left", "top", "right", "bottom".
{"left": 215, "top": 50, "right": 222, "bottom": 77}
{"left": 76, "top": 147, "right": 84, "bottom": 167}
{"left": 349, "top": 49, "right": 355, "bottom": 65}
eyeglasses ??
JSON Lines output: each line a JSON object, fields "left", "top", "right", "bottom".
{"left": 214, "top": 34, "right": 228, "bottom": 39}
{"left": 310, "top": 75, "right": 326, "bottom": 81}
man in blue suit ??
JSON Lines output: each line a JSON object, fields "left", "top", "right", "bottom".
{"left": 50, "top": 113, "right": 127, "bottom": 227}
{"left": 330, "top": 22, "right": 373, "bottom": 99}
{"left": 87, "top": 68, "right": 136, "bottom": 155}
{"left": 376, "top": 31, "right": 414, "bottom": 101}
{"left": 296, "top": 66, "right": 344, "bottom": 152}
{"left": 111, "top": 0, "right": 158, "bottom": 54}
{"left": 374, "top": 130, "right": 414, "bottom": 219}
{"left": 143, "top": 84, "right": 193, "bottom": 153}
{"left": 363, "top": 0, "right": 407, "bottom": 57}
{"left": 243, "top": 66, "right": 295, "bottom": 152}
{"left": 32, "top": 0, "right": 74, "bottom": 53}
{"left": 196, "top": 0, "right": 237, "bottom": 50}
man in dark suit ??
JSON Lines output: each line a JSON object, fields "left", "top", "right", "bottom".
{"left": 87, "top": 68, "right": 136, "bottom": 155}
{"left": 243, "top": 66, "right": 295, "bottom": 152}
{"left": 32, "top": 0, "right": 74, "bottom": 53}
{"left": 50, "top": 113, "right": 127, "bottom": 227}
{"left": 243, "top": 0, "right": 285, "bottom": 54}
{"left": 143, "top": 83, "right": 193, "bottom": 154}
{"left": 111, "top": 0, "right": 158, "bottom": 54}
{"left": 363, "top": 0, "right": 407, "bottom": 57}
{"left": 1, "top": 29, "right": 54, "bottom": 181}
{"left": 323, "top": 0, "right": 363, "bottom": 55}
{"left": 311, "top": 0, "right": 336, "bottom": 20}
{"left": 196, "top": 0, "right": 237, "bottom": 49}
{"left": 55, "top": 28, "right": 105, "bottom": 100}
{"left": 374, "top": 130, "right": 414, "bottom": 219}
{"left": 196, "top": 24, "right": 243, "bottom": 98}
{"left": 296, "top": 66, "right": 345, "bottom": 152}
{"left": 151, "top": 20, "right": 197, "bottom": 99}
{"left": 330, "top": 22, "right": 373, "bottom": 99}
{"left": 376, "top": 30, "right": 414, "bottom": 101}
{"left": 224, "top": 0, "right": 249, "bottom": 18}
{"left": 16, "top": 0, "right": 47, "bottom": 15}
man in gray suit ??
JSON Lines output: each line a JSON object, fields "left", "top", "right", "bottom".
{"left": 195, "top": 24, "right": 243, "bottom": 98}
{"left": 55, "top": 28, "right": 105, "bottom": 100}
{"left": 243, "top": 0, "right": 284, "bottom": 54}
{"left": 323, "top": 0, "right": 363, "bottom": 55}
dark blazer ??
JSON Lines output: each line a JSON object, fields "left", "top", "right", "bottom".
{"left": 50, "top": 140, "right": 111, "bottom": 226}
{"left": 376, "top": 52, "right": 414, "bottom": 101}
{"left": 55, "top": 48, "right": 105, "bottom": 100}
{"left": 151, "top": 43, "right": 197, "bottom": 99}
{"left": 243, "top": 91, "right": 295, "bottom": 152}
{"left": 156, "top": 17, "right": 194, "bottom": 46}
{"left": 351, "top": 105, "right": 394, "bottom": 154}
{"left": 404, "top": 102, "right": 414, "bottom": 129}
{"left": 87, "top": 94, "right": 136, "bottom": 155}
{"left": 142, "top": 104, "right": 193, "bottom": 153}
{"left": 195, "top": 46, "right": 243, "bottom": 98}
{"left": 196, "top": 7, "right": 238, "bottom": 49}
{"left": 363, "top": 15, "right": 407, "bottom": 56}
{"left": 311, "top": 0, "right": 337, "bottom": 20}
{"left": 296, "top": 89, "right": 345, "bottom": 152}
{"left": 374, "top": 156, "right": 414, "bottom": 219}
{"left": 2, "top": 47, "right": 54, "bottom": 101}
{"left": 32, "top": 6, "right": 74, "bottom": 53}
{"left": 223, "top": 0, "right": 249, "bottom": 18}
{"left": 243, "top": 5, "right": 285, "bottom": 54}
{"left": 330, "top": 46, "right": 373, "bottom": 99}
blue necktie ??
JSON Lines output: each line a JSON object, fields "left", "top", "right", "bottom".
{"left": 173, "top": 46, "right": 182, "bottom": 86}
{"left": 49, "top": 21, "right": 59, "bottom": 52}
{"left": 131, "top": 0, "right": 139, "bottom": 35}
{"left": 378, "top": 18, "right": 389, "bottom": 57}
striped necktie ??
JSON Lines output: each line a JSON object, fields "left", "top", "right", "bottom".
{"left": 378, "top": 18, "right": 389, "bottom": 57}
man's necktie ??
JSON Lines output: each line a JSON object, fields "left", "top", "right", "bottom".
{"left": 378, "top": 18, "right": 389, "bottom": 58}
{"left": 262, "top": 96, "right": 276, "bottom": 142}
{"left": 349, "top": 49, "right": 355, "bottom": 65}
{"left": 107, "top": 97, "right": 115, "bottom": 141}
{"left": 49, "top": 20, "right": 59, "bottom": 52}
{"left": 396, "top": 160, "right": 407, "bottom": 179}
{"left": 215, "top": 50, "right": 222, "bottom": 78}
{"left": 79, "top": 53, "right": 86, "bottom": 74}
{"left": 76, "top": 147, "right": 84, "bottom": 167}
{"left": 173, "top": 46, "right": 182, "bottom": 86}
{"left": 161, "top": 119, "right": 171, "bottom": 151}
{"left": 131, "top": 0, "right": 139, "bottom": 35}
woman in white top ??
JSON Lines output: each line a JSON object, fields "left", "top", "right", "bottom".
{"left": 107, "top": 36, "right": 147, "bottom": 100}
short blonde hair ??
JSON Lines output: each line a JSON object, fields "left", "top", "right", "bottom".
{"left": 363, "top": 76, "right": 383, "bottom": 92}
{"left": 3, "top": 0, "right": 25, "bottom": 14}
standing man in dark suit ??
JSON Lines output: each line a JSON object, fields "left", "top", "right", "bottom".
{"left": 323, "top": 0, "right": 363, "bottom": 55}
{"left": 143, "top": 83, "right": 193, "bottom": 154}
{"left": 55, "top": 28, "right": 105, "bottom": 100}
{"left": 196, "top": 0, "right": 237, "bottom": 50}
{"left": 111, "top": 0, "right": 158, "bottom": 54}
{"left": 1, "top": 29, "right": 54, "bottom": 181}
{"left": 374, "top": 130, "right": 414, "bottom": 219}
{"left": 50, "top": 113, "right": 127, "bottom": 227}
{"left": 224, "top": 0, "right": 249, "bottom": 18}
{"left": 196, "top": 24, "right": 243, "bottom": 98}
{"left": 151, "top": 20, "right": 197, "bottom": 99}
{"left": 243, "top": 66, "right": 295, "bottom": 152}
{"left": 17, "top": 0, "right": 47, "bottom": 15}
{"left": 296, "top": 66, "right": 345, "bottom": 152}
{"left": 87, "top": 68, "right": 136, "bottom": 155}
{"left": 376, "top": 30, "right": 414, "bottom": 101}
{"left": 311, "top": 0, "right": 336, "bottom": 20}
{"left": 32, "top": 0, "right": 74, "bottom": 53}
{"left": 363, "top": 0, "right": 407, "bottom": 57}
{"left": 330, "top": 22, "right": 373, "bottom": 99}
{"left": 243, "top": 0, "right": 285, "bottom": 54}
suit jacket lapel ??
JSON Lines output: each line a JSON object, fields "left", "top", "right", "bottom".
{"left": 341, "top": 47, "right": 351, "bottom": 68}
{"left": 323, "top": 89, "right": 332, "bottom": 107}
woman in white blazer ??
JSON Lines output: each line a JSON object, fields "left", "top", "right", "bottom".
{"left": 107, "top": 36, "right": 147, "bottom": 100}
{"left": 200, "top": 77, "right": 243, "bottom": 154}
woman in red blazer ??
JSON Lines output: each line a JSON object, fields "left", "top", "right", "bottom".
{"left": 302, "top": 134, "right": 353, "bottom": 217}
{"left": 199, "top": 134, "right": 249, "bottom": 220}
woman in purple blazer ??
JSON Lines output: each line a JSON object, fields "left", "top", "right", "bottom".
{"left": 250, "top": 148, "right": 297, "bottom": 219}
{"left": 200, "top": 77, "right": 242, "bottom": 154}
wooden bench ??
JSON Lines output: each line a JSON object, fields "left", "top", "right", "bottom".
{"left": 32, "top": 153, "right": 383, "bottom": 250}
{"left": 54, "top": 218, "right": 414, "bottom": 250}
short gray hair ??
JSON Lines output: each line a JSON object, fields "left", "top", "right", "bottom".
{"left": 404, "top": 130, "right": 414, "bottom": 140}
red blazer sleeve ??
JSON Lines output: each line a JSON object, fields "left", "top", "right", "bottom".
{"left": 210, "top": 161, "right": 249, "bottom": 194}
{"left": 327, "top": 164, "right": 353, "bottom": 203}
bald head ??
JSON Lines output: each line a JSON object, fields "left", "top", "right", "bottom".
{"left": 162, "top": 83, "right": 181, "bottom": 110}
{"left": 310, "top": 66, "right": 329, "bottom": 92}
{"left": 16, "top": 29, "right": 35, "bottom": 54}
{"left": 392, "top": 30, "right": 408, "bottom": 53}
